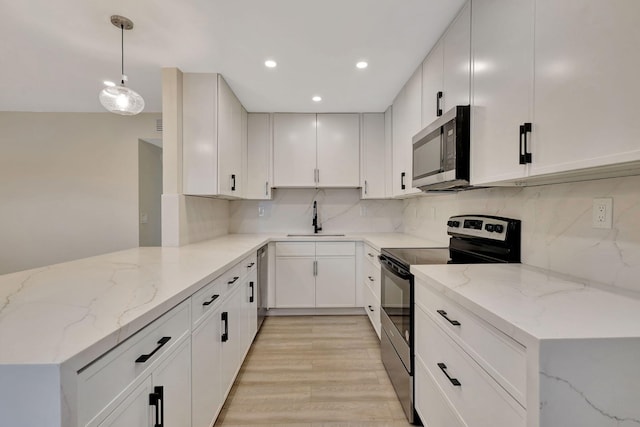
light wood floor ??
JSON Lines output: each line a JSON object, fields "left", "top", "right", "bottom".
{"left": 214, "top": 315, "right": 413, "bottom": 427}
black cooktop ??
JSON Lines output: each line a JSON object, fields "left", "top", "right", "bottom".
{"left": 381, "top": 247, "right": 450, "bottom": 267}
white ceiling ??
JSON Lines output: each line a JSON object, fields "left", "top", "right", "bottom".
{"left": 0, "top": 0, "right": 465, "bottom": 113}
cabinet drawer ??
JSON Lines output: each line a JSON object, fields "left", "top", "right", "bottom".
{"left": 363, "top": 283, "right": 380, "bottom": 339}
{"left": 363, "top": 258, "right": 380, "bottom": 301}
{"left": 276, "top": 242, "right": 315, "bottom": 256}
{"left": 220, "top": 263, "right": 243, "bottom": 289}
{"left": 364, "top": 244, "right": 380, "bottom": 267}
{"left": 240, "top": 253, "right": 257, "bottom": 275}
{"left": 78, "top": 300, "right": 190, "bottom": 426}
{"left": 415, "top": 357, "right": 465, "bottom": 427}
{"left": 415, "top": 309, "right": 526, "bottom": 427}
{"left": 192, "top": 278, "right": 224, "bottom": 327}
{"left": 416, "top": 280, "right": 526, "bottom": 405}
{"left": 316, "top": 241, "right": 355, "bottom": 256}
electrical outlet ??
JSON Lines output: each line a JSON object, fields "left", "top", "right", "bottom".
{"left": 592, "top": 198, "right": 613, "bottom": 229}
{"left": 258, "top": 207, "right": 265, "bottom": 217}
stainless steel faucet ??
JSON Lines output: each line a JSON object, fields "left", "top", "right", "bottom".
{"left": 312, "top": 201, "right": 322, "bottom": 234}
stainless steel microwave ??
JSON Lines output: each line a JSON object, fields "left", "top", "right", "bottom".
{"left": 412, "top": 105, "right": 471, "bottom": 192}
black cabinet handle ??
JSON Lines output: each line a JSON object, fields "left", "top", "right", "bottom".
{"left": 136, "top": 337, "right": 171, "bottom": 363}
{"left": 202, "top": 294, "right": 220, "bottom": 306}
{"left": 367, "top": 252, "right": 374, "bottom": 258}
{"left": 437, "top": 363, "right": 461, "bottom": 386}
{"left": 231, "top": 174, "right": 236, "bottom": 191}
{"left": 249, "top": 281, "right": 255, "bottom": 303}
{"left": 368, "top": 276, "right": 375, "bottom": 282}
{"left": 519, "top": 123, "right": 532, "bottom": 165}
{"left": 221, "top": 312, "right": 229, "bottom": 342}
{"left": 227, "top": 276, "right": 239, "bottom": 285}
{"left": 149, "top": 386, "right": 164, "bottom": 427}
{"left": 401, "top": 172, "right": 406, "bottom": 190}
{"left": 247, "top": 262, "right": 255, "bottom": 268}
{"left": 368, "top": 305, "right": 374, "bottom": 312}
{"left": 436, "top": 91, "right": 443, "bottom": 117}
{"left": 437, "top": 309, "right": 461, "bottom": 326}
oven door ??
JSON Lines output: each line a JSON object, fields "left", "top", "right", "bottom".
{"left": 380, "top": 259, "right": 412, "bottom": 347}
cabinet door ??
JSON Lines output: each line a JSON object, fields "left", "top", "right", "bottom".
{"left": 182, "top": 73, "right": 219, "bottom": 195}
{"left": 392, "top": 66, "right": 423, "bottom": 197}
{"left": 315, "top": 257, "right": 356, "bottom": 307}
{"left": 316, "top": 114, "right": 360, "bottom": 187}
{"left": 218, "top": 76, "right": 243, "bottom": 197}
{"left": 152, "top": 338, "right": 192, "bottom": 427}
{"left": 470, "top": 0, "right": 533, "bottom": 185}
{"left": 220, "top": 286, "right": 243, "bottom": 396}
{"left": 246, "top": 113, "right": 272, "bottom": 199}
{"left": 95, "top": 377, "right": 153, "bottom": 427}
{"left": 192, "top": 308, "right": 223, "bottom": 427}
{"left": 421, "top": 41, "right": 444, "bottom": 128}
{"left": 443, "top": 1, "right": 471, "bottom": 111}
{"left": 361, "top": 113, "right": 387, "bottom": 199}
{"left": 275, "top": 257, "right": 316, "bottom": 307}
{"left": 273, "top": 113, "right": 317, "bottom": 187}
{"left": 531, "top": 0, "right": 640, "bottom": 177}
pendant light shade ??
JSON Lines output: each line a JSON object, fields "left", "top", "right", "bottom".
{"left": 99, "top": 84, "right": 145, "bottom": 115}
{"left": 99, "top": 15, "right": 145, "bottom": 115}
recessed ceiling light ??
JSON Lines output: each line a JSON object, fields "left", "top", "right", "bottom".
{"left": 265, "top": 60, "right": 277, "bottom": 68}
{"left": 312, "top": 96, "right": 322, "bottom": 102}
{"left": 356, "top": 61, "right": 368, "bottom": 69}
{"left": 103, "top": 80, "right": 116, "bottom": 87}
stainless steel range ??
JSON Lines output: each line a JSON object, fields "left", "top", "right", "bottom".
{"left": 379, "top": 215, "right": 522, "bottom": 425}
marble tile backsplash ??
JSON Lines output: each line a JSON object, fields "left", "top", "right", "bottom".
{"left": 229, "top": 189, "right": 404, "bottom": 234}
{"left": 403, "top": 175, "right": 640, "bottom": 296}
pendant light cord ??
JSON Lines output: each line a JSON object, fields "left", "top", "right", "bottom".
{"left": 121, "top": 24, "right": 125, "bottom": 85}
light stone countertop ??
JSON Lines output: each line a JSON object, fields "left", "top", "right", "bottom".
{"left": 411, "top": 263, "right": 640, "bottom": 346}
{"left": 0, "top": 232, "right": 441, "bottom": 368}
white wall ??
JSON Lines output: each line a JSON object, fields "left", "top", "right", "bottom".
{"left": 0, "top": 112, "right": 161, "bottom": 275}
{"left": 403, "top": 175, "right": 640, "bottom": 296}
{"left": 229, "top": 188, "right": 403, "bottom": 234}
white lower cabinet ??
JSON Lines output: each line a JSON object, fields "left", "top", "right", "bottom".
{"left": 192, "top": 304, "right": 224, "bottom": 427}
{"left": 362, "top": 282, "right": 380, "bottom": 339}
{"left": 95, "top": 377, "right": 154, "bottom": 427}
{"left": 362, "top": 244, "right": 381, "bottom": 338}
{"left": 275, "top": 242, "right": 356, "bottom": 308}
{"left": 415, "top": 357, "right": 465, "bottom": 427}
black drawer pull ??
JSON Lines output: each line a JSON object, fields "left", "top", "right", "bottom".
{"left": 202, "top": 294, "right": 220, "bottom": 306}
{"left": 247, "top": 262, "right": 255, "bottom": 268}
{"left": 368, "top": 276, "right": 375, "bottom": 282}
{"left": 227, "top": 276, "right": 239, "bottom": 285}
{"left": 221, "top": 311, "right": 229, "bottom": 342}
{"left": 437, "top": 309, "right": 461, "bottom": 326}
{"left": 368, "top": 305, "right": 374, "bottom": 312}
{"left": 149, "top": 385, "right": 164, "bottom": 427}
{"left": 438, "top": 362, "right": 461, "bottom": 386}
{"left": 367, "top": 252, "right": 375, "bottom": 258}
{"left": 136, "top": 337, "right": 171, "bottom": 363}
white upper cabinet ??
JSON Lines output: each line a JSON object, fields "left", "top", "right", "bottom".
{"left": 422, "top": 2, "right": 470, "bottom": 128}
{"left": 316, "top": 114, "right": 360, "bottom": 187}
{"left": 530, "top": 0, "right": 640, "bottom": 178}
{"left": 183, "top": 73, "right": 245, "bottom": 197}
{"left": 361, "top": 113, "right": 387, "bottom": 199}
{"left": 273, "top": 113, "right": 360, "bottom": 188}
{"left": 273, "top": 113, "right": 318, "bottom": 187}
{"left": 421, "top": 40, "right": 444, "bottom": 128}
{"left": 245, "top": 113, "right": 272, "bottom": 199}
{"left": 470, "top": 0, "right": 534, "bottom": 186}
{"left": 392, "top": 66, "right": 423, "bottom": 197}
{"left": 442, "top": 2, "right": 471, "bottom": 111}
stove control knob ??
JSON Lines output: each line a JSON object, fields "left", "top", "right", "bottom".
{"left": 494, "top": 224, "right": 504, "bottom": 233}
{"left": 447, "top": 220, "right": 454, "bottom": 227}
{"left": 452, "top": 221, "right": 460, "bottom": 227}
{"left": 485, "top": 224, "right": 495, "bottom": 232}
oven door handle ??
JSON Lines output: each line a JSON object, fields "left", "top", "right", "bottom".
{"left": 380, "top": 258, "right": 412, "bottom": 280}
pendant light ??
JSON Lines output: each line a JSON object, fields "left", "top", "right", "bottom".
{"left": 99, "top": 15, "right": 145, "bottom": 115}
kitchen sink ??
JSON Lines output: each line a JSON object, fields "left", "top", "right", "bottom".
{"left": 286, "top": 233, "right": 346, "bottom": 237}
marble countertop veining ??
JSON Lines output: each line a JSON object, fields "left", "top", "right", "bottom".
{"left": 411, "top": 263, "right": 640, "bottom": 345}
{"left": 0, "top": 232, "right": 439, "bottom": 367}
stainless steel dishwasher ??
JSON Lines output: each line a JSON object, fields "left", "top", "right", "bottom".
{"left": 257, "top": 244, "right": 268, "bottom": 330}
